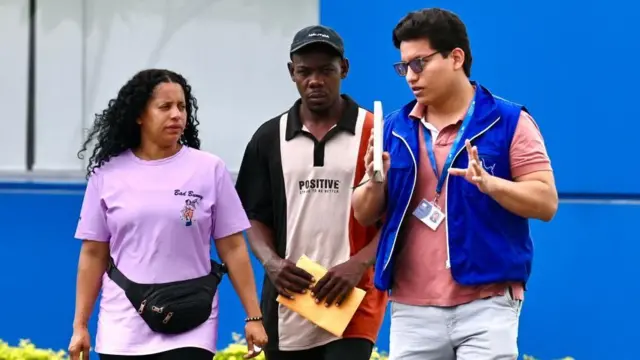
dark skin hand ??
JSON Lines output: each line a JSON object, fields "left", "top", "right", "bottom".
{"left": 265, "top": 257, "right": 315, "bottom": 299}
{"left": 311, "top": 258, "right": 368, "bottom": 307}
{"left": 311, "top": 230, "right": 381, "bottom": 307}
{"left": 245, "top": 222, "right": 315, "bottom": 299}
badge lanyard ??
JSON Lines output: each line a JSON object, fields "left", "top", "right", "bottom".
{"left": 422, "top": 100, "right": 476, "bottom": 205}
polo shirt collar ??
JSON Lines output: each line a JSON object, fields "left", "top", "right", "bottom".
{"left": 285, "top": 95, "right": 359, "bottom": 141}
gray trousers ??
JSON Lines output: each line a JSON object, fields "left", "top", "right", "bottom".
{"left": 389, "top": 292, "right": 523, "bottom": 360}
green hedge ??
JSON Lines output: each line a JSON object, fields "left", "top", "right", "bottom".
{"left": 0, "top": 337, "right": 574, "bottom": 360}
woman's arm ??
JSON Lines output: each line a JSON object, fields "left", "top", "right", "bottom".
{"left": 73, "top": 240, "right": 110, "bottom": 330}
{"left": 215, "top": 232, "right": 262, "bottom": 318}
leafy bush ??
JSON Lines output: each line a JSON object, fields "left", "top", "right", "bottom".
{"left": 0, "top": 337, "right": 573, "bottom": 360}
{"left": 0, "top": 339, "right": 67, "bottom": 360}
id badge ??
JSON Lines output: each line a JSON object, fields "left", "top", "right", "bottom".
{"left": 412, "top": 199, "right": 445, "bottom": 231}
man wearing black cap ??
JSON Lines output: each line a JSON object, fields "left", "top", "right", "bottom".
{"left": 235, "top": 25, "right": 388, "bottom": 360}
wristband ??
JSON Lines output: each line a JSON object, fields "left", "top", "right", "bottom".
{"left": 245, "top": 316, "right": 263, "bottom": 322}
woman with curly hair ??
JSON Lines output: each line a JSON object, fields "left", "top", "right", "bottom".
{"left": 68, "top": 69, "right": 267, "bottom": 360}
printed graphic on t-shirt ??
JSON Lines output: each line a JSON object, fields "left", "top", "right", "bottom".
{"left": 175, "top": 189, "right": 203, "bottom": 227}
{"left": 297, "top": 178, "right": 341, "bottom": 195}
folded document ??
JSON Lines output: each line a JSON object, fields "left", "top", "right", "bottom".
{"left": 276, "top": 255, "right": 366, "bottom": 337}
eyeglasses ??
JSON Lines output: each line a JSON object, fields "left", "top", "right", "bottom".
{"left": 393, "top": 52, "right": 440, "bottom": 76}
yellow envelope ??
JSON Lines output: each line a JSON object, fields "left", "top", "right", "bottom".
{"left": 276, "top": 255, "right": 366, "bottom": 337}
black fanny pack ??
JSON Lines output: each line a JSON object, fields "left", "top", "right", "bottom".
{"left": 106, "top": 257, "right": 227, "bottom": 334}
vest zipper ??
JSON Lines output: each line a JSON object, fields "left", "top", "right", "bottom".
{"left": 444, "top": 116, "right": 502, "bottom": 269}
{"left": 384, "top": 131, "right": 418, "bottom": 271}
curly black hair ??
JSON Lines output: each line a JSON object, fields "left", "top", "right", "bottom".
{"left": 392, "top": 8, "right": 473, "bottom": 77}
{"left": 78, "top": 69, "right": 200, "bottom": 178}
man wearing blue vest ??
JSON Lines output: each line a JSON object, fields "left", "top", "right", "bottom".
{"left": 352, "top": 8, "right": 559, "bottom": 360}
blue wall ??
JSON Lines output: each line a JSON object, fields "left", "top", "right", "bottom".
{"left": 321, "top": 0, "right": 640, "bottom": 196}
{"left": 4, "top": 184, "right": 640, "bottom": 360}
{"left": 318, "top": 1, "right": 640, "bottom": 359}
{"left": 0, "top": 183, "right": 389, "bottom": 356}
{"left": 1, "top": 2, "right": 640, "bottom": 360}
{"left": 0, "top": 183, "right": 271, "bottom": 355}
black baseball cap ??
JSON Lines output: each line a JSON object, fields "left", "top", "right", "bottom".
{"left": 289, "top": 25, "right": 345, "bottom": 57}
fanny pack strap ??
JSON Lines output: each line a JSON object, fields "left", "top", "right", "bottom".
{"left": 106, "top": 257, "right": 137, "bottom": 292}
{"left": 106, "top": 257, "right": 228, "bottom": 290}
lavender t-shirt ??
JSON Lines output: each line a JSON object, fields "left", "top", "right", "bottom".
{"left": 74, "top": 146, "right": 250, "bottom": 356}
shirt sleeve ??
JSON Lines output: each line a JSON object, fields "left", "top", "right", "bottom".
{"left": 235, "top": 134, "right": 274, "bottom": 228}
{"left": 211, "top": 160, "right": 251, "bottom": 240}
{"left": 74, "top": 173, "right": 110, "bottom": 242}
{"left": 510, "top": 111, "right": 553, "bottom": 178}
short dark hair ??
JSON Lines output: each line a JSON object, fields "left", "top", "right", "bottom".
{"left": 392, "top": 8, "right": 472, "bottom": 77}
